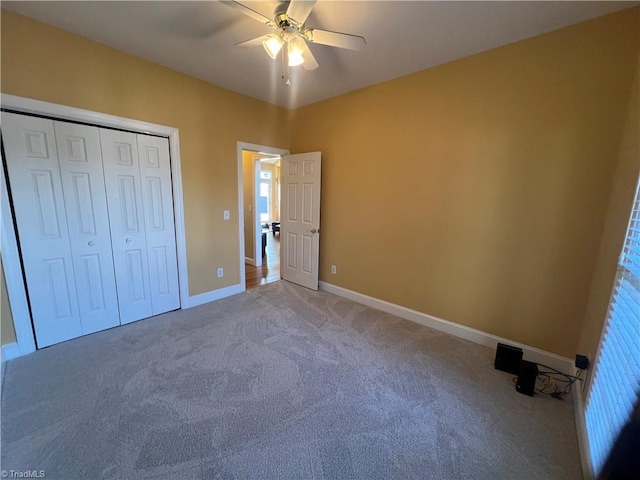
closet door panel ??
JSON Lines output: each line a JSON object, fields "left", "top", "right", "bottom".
{"left": 137, "top": 135, "right": 180, "bottom": 314}
{"left": 100, "top": 129, "right": 152, "bottom": 324}
{"left": 2, "top": 113, "right": 82, "bottom": 347}
{"left": 54, "top": 121, "right": 120, "bottom": 334}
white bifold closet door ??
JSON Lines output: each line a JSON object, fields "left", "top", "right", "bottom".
{"left": 2, "top": 112, "right": 179, "bottom": 347}
{"left": 100, "top": 129, "right": 180, "bottom": 324}
{"left": 3, "top": 113, "right": 120, "bottom": 346}
{"left": 137, "top": 135, "right": 180, "bottom": 316}
{"left": 55, "top": 121, "right": 121, "bottom": 335}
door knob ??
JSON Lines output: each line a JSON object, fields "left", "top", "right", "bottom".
{"left": 311, "top": 228, "right": 319, "bottom": 234}
{"left": 88, "top": 241, "right": 95, "bottom": 246}
{"left": 125, "top": 237, "right": 133, "bottom": 243}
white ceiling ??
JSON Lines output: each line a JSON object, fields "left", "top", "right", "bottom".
{"left": 3, "top": 1, "right": 636, "bottom": 109}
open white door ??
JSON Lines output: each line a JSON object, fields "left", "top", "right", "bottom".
{"left": 281, "top": 152, "right": 321, "bottom": 290}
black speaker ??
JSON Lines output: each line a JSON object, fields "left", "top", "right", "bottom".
{"left": 494, "top": 343, "right": 523, "bottom": 375}
{"left": 516, "top": 360, "right": 538, "bottom": 396}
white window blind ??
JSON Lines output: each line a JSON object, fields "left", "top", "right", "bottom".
{"left": 585, "top": 177, "right": 640, "bottom": 475}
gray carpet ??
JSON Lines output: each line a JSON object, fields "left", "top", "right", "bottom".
{"left": 1, "top": 280, "right": 582, "bottom": 479}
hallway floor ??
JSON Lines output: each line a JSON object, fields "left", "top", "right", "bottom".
{"left": 245, "top": 230, "right": 280, "bottom": 289}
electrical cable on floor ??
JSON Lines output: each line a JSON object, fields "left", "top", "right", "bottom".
{"left": 512, "top": 366, "right": 585, "bottom": 399}
{"left": 537, "top": 363, "right": 582, "bottom": 380}
{"left": 537, "top": 368, "right": 585, "bottom": 399}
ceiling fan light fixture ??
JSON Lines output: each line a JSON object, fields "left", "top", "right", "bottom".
{"left": 262, "top": 34, "right": 284, "bottom": 59}
{"left": 287, "top": 35, "right": 305, "bottom": 67}
{"left": 288, "top": 50, "right": 304, "bottom": 67}
{"left": 225, "top": 0, "right": 367, "bottom": 73}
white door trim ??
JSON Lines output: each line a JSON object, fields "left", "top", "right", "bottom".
{"left": 1, "top": 94, "right": 189, "bottom": 354}
{"left": 1, "top": 163, "right": 37, "bottom": 357}
{"left": 237, "top": 142, "right": 289, "bottom": 287}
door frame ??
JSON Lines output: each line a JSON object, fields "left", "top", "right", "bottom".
{"left": 237, "top": 142, "right": 289, "bottom": 285}
{"left": 1, "top": 94, "right": 189, "bottom": 358}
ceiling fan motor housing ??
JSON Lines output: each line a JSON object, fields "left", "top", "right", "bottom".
{"left": 276, "top": 14, "right": 292, "bottom": 30}
{"left": 276, "top": 1, "right": 309, "bottom": 30}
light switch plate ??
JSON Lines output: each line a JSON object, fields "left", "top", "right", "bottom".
{"left": 223, "top": 210, "right": 230, "bottom": 220}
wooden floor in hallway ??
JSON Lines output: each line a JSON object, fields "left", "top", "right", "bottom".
{"left": 245, "top": 230, "right": 280, "bottom": 289}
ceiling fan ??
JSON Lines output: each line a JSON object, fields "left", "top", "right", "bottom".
{"left": 222, "top": 0, "right": 366, "bottom": 72}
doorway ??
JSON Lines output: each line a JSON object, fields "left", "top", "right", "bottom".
{"left": 237, "top": 143, "right": 322, "bottom": 292}
{"left": 249, "top": 156, "right": 281, "bottom": 289}
{"left": 238, "top": 142, "right": 288, "bottom": 290}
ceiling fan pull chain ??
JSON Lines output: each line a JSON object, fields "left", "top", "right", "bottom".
{"left": 282, "top": 44, "right": 291, "bottom": 86}
{"left": 281, "top": 45, "right": 286, "bottom": 83}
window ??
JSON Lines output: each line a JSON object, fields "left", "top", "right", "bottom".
{"left": 259, "top": 180, "right": 271, "bottom": 223}
{"left": 585, "top": 177, "right": 640, "bottom": 475}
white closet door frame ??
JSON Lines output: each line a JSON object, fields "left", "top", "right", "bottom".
{"left": 0, "top": 94, "right": 189, "bottom": 358}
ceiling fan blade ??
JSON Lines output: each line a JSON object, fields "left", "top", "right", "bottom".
{"left": 220, "top": 1, "right": 274, "bottom": 27}
{"left": 235, "top": 34, "right": 271, "bottom": 48}
{"left": 301, "top": 42, "right": 319, "bottom": 70}
{"left": 307, "top": 29, "right": 366, "bottom": 51}
{"left": 286, "top": 0, "right": 317, "bottom": 26}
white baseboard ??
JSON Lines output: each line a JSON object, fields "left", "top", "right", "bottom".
{"left": 0, "top": 284, "right": 246, "bottom": 362}
{"left": 1, "top": 342, "right": 23, "bottom": 362}
{"left": 319, "top": 281, "right": 574, "bottom": 374}
{"left": 574, "top": 388, "right": 594, "bottom": 480}
{"left": 182, "top": 283, "right": 245, "bottom": 309}
{"left": 245, "top": 257, "right": 255, "bottom": 266}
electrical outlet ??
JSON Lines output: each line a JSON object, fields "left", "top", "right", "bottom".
{"left": 331, "top": 265, "right": 337, "bottom": 274}
{"left": 217, "top": 267, "right": 224, "bottom": 278}
{"left": 223, "top": 210, "right": 230, "bottom": 220}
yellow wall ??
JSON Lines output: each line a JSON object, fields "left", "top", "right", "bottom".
{"left": 1, "top": 10, "right": 289, "bottom": 297}
{"left": 1, "top": 260, "right": 17, "bottom": 346}
{"left": 242, "top": 151, "right": 256, "bottom": 261}
{"left": 577, "top": 57, "right": 640, "bottom": 377}
{"left": 274, "top": 162, "right": 281, "bottom": 222}
{"left": 2, "top": 8, "right": 638, "bottom": 359}
{"left": 290, "top": 8, "right": 639, "bottom": 358}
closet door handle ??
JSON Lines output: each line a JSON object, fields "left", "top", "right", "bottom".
{"left": 88, "top": 241, "right": 96, "bottom": 246}
{"left": 125, "top": 237, "right": 133, "bottom": 243}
